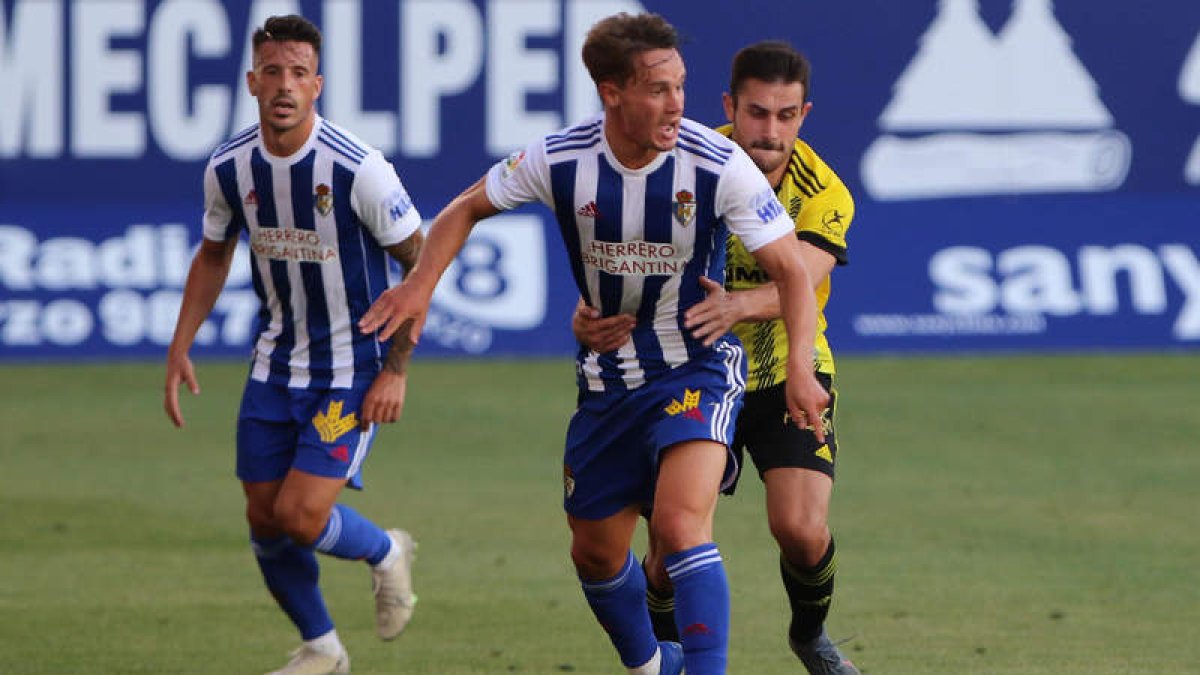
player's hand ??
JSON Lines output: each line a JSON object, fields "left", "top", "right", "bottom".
{"left": 785, "top": 370, "right": 830, "bottom": 444}
{"left": 572, "top": 298, "right": 635, "bottom": 353}
{"left": 358, "top": 283, "right": 430, "bottom": 343}
{"left": 684, "top": 276, "right": 742, "bottom": 346}
{"left": 164, "top": 350, "right": 200, "bottom": 428}
{"left": 360, "top": 370, "right": 407, "bottom": 429}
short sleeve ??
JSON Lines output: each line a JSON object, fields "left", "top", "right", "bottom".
{"left": 484, "top": 140, "right": 553, "bottom": 211}
{"left": 716, "top": 147, "right": 794, "bottom": 252}
{"left": 201, "top": 162, "right": 235, "bottom": 242}
{"left": 796, "top": 173, "right": 854, "bottom": 265}
{"left": 351, "top": 152, "right": 422, "bottom": 248}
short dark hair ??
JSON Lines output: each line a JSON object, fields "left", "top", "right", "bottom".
{"left": 730, "top": 41, "right": 810, "bottom": 103}
{"left": 252, "top": 14, "right": 322, "bottom": 58}
{"left": 582, "top": 13, "right": 678, "bottom": 87}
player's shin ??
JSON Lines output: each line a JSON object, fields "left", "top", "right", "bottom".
{"left": 580, "top": 551, "right": 660, "bottom": 670}
{"left": 251, "top": 533, "right": 335, "bottom": 639}
{"left": 781, "top": 538, "right": 837, "bottom": 643}
{"left": 665, "top": 543, "right": 729, "bottom": 675}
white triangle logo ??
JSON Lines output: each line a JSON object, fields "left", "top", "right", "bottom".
{"left": 1179, "top": 30, "right": 1200, "bottom": 185}
{"left": 862, "top": 0, "right": 1131, "bottom": 200}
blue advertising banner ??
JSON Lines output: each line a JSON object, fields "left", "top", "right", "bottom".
{"left": 2, "top": 0, "right": 1198, "bottom": 360}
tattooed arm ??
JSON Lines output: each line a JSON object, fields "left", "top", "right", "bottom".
{"left": 359, "top": 229, "right": 425, "bottom": 429}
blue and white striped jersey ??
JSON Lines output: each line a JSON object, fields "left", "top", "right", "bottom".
{"left": 486, "top": 114, "right": 793, "bottom": 393}
{"left": 202, "top": 115, "right": 421, "bottom": 389}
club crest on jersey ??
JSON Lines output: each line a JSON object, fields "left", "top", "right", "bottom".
{"left": 664, "top": 388, "right": 706, "bottom": 422}
{"left": 673, "top": 190, "right": 696, "bottom": 227}
{"left": 313, "top": 400, "right": 357, "bottom": 443}
{"left": 314, "top": 183, "right": 333, "bottom": 216}
{"left": 501, "top": 150, "right": 526, "bottom": 178}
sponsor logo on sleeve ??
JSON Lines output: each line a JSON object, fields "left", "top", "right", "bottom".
{"left": 752, "top": 188, "right": 785, "bottom": 223}
{"left": 387, "top": 186, "right": 414, "bottom": 223}
{"left": 820, "top": 209, "right": 847, "bottom": 236}
{"left": 501, "top": 150, "right": 526, "bottom": 179}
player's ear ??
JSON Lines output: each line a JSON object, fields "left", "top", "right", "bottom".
{"left": 798, "top": 101, "right": 813, "bottom": 127}
{"left": 597, "top": 80, "right": 621, "bottom": 109}
{"left": 314, "top": 73, "right": 324, "bottom": 100}
{"left": 246, "top": 70, "right": 258, "bottom": 96}
{"left": 722, "top": 92, "right": 735, "bottom": 123}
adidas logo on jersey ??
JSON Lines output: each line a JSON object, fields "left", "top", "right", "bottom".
{"left": 576, "top": 201, "right": 600, "bottom": 218}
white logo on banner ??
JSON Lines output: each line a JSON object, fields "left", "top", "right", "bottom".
{"left": 1180, "top": 30, "right": 1200, "bottom": 185}
{"left": 861, "top": 0, "right": 1131, "bottom": 200}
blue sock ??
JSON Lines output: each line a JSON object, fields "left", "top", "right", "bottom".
{"left": 313, "top": 504, "right": 393, "bottom": 564}
{"left": 580, "top": 551, "right": 659, "bottom": 668}
{"left": 665, "top": 543, "right": 729, "bottom": 675}
{"left": 251, "top": 533, "right": 334, "bottom": 640}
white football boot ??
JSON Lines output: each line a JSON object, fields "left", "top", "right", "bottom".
{"left": 372, "top": 528, "right": 418, "bottom": 640}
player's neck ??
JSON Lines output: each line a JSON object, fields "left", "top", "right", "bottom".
{"left": 765, "top": 165, "right": 787, "bottom": 191}
{"left": 260, "top": 113, "right": 317, "bottom": 159}
{"left": 603, "top": 121, "right": 659, "bottom": 171}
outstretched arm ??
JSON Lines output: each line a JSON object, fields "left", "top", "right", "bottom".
{"left": 358, "top": 176, "right": 501, "bottom": 344}
{"left": 164, "top": 237, "right": 238, "bottom": 427}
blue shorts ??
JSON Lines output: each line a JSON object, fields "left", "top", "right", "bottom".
{"left": 236, "top": 378, "right": 377, "bottom": 489}
{"left": 563, "top": 340, "right": 746, "bottom": 519}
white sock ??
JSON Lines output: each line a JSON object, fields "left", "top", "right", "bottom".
{"left": 627, "top": 645, "right": 662, "bottom": 675}
{"left": 372, "top": 535, "right": 401, "bottom": 571}
{"left": 305, "top": 629, "right": 343, "bottom": 656}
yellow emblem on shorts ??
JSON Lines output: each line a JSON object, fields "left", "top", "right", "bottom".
{"left": 784, "top": 407, "right": 834, "bottom": 436}
{"left": 664, "top": 388, "right": 701, "bottom": 415}
{"left": 664, "top": 389, "right": 706, "bottom": 422}
{"left": 815, "top": 445, "right": 834, "bottom": 463}
{"left": 313, "top": 400, "right": 357, "bottom": 443}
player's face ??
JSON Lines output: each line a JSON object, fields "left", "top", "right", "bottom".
{"left": 247, "top": 40, "right": 323, "bottom": 138}
{"left": 602, "top": 48, "right": 685, "bottom": 168}
{"left": 724, "top": 78, "right": 811, "bottom": 185}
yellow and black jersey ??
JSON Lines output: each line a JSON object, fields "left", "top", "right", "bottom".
{"left": 717, "top": 124, "right": 854, "bottom": 390}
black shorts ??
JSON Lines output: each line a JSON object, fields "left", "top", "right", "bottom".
{"left": 724, "top": 372, "right": 837, "bottom": 495}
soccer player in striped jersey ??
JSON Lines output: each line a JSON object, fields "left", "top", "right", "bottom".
{"left": 576, "top": 41, "right": 859, "bottom": 674}
{"left": 359, "top": 13, "right": 829, "bottom": 675}
{"left": 163, "top": 15, "right": 422, "bottom": 675}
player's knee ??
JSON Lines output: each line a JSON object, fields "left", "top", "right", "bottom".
{"left": 643, "top": 553, "right": 670, "bottom": 590}
{"left": 245, "top": 500, "right": 279, "bottom": 533}
{"left": 273, "top": 501, "right": 327, "bottom": 545}
{"left": 569, "top": 538, "right": 626, "bottom": 581}
{"left": 648, "top": 509, "right": 708, "bottom": 554}
{"left": 770, "top": 514, "right": 829, "bottom": 565}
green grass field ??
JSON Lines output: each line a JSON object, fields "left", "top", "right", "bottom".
{"left": 2, "top": 354, "right": 1198, "bottom": 674}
